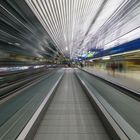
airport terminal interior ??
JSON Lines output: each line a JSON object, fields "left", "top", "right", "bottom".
{"left": 0, "top": 0, "right": 140, "bottom": 140}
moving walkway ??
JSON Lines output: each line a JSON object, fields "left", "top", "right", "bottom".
{"left": 0, "top": 68, "right": 139, "bottom": 140}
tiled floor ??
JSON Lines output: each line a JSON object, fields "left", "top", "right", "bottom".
{"left": 33, "top": 68, "right": 110, "bottom": 140}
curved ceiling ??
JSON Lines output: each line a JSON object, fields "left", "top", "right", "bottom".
{"left": 25, "top": 0, "right": 140, "bottom": 59}
{"left": 0, "top": 0, "right": 140, "bottom": 60}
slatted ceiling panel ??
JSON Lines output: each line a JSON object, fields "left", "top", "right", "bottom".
{"left": 25, "top": 0, "right": 140, "bottom": 58}
{"left": 25, "top": 0, "right": 105, "bottom": 57}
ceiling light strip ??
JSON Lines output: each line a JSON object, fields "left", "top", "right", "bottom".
{"left": 40, "top": 0, "right": 60, "bottom": 41}
{"left": 30, "top": 0, "right": 57, "bottom": 41}
{"left": 33, "top": 0, "right": 63, "bottom": 51}
{"left": 47, "top": 0, "right": 61, "bottom": 39}
{"left": 51, "top": 0, "right": 63, "bottom": 43}
{"left": 26, "top": 0, "right": 65, "bottom": 54}
{"left": 55, "top": 0, "right": 66, "bottom": 49}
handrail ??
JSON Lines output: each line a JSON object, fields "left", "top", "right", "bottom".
{"left": 75, "top": 69, "right": 140, "bottom": 140}
{"left": 0, "top": 69, "right": 57, "bottom": 99}
{"left": 0, "top": 69, "right": 64, "bottom": 140}
{"left": 80, "top": 68, "right": 140, "bottom": 101}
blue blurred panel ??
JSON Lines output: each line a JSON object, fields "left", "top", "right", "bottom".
{"left": 94, "top": 38, "right": 140, "bottom": 58}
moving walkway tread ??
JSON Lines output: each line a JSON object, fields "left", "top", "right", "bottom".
{"left": 0, "top": 69, "right": 63, "bottom": 140}
{"left": 34, "top": 68, "right": 110, "bottom": 140}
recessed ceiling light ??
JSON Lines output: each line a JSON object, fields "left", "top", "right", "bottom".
{"left": 14, "top": 43, "right": 21, "bottom": 46}
{"left": 102, "top": 56, "right": 110, "bottom": 60}
{"left": 8, "top": 42, "right": 13, "bottom": 45}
